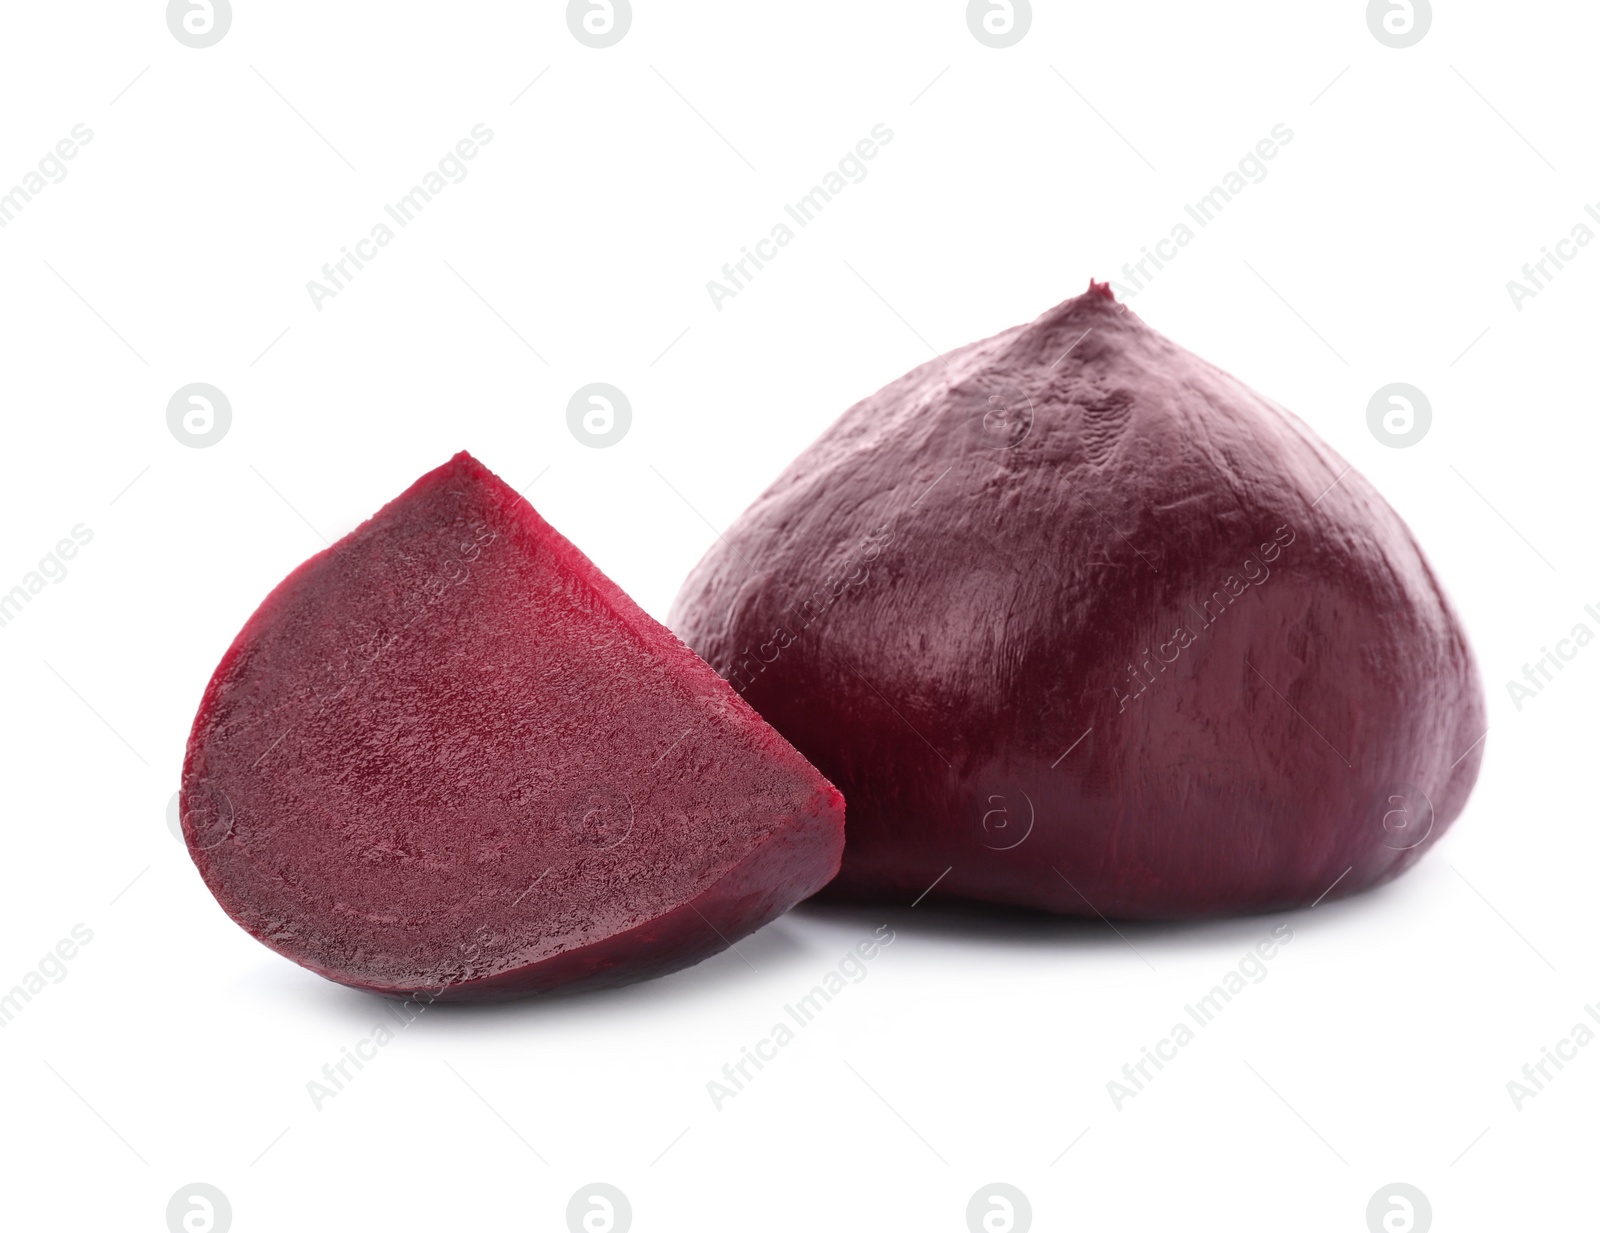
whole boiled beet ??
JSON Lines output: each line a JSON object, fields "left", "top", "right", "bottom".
{"left": 669, "top": 283, "right": 1485, "bottom": 918}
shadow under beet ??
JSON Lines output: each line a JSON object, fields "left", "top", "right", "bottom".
{"left": 794, "top": 871, "right": 1401, "bottom": 958}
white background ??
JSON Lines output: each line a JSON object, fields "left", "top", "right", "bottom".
{"left": 1, "top": 2, "right": 1595, "bottom": 1230}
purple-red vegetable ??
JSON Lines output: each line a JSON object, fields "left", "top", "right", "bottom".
{"left": 670, "top": 283, "right": 1485, "bottom": 918}
{"left": 182, "top": 452, "right": 844, "bottom": 999}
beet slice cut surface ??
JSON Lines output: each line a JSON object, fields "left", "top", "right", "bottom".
{"left": 181, "top": 452, "right": 844, "bottom": 1000}
{"left": 669, "top": 283, "right": 1485, "bottom": 919}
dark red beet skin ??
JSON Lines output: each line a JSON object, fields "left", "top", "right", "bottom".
{"left": 669, "top": 283, "right": 1486, "bottom": 919}
{"left": 181, "top": 453, "right": 844, "bottom": 1000}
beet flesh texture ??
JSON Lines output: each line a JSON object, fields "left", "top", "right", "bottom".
{"left": 669, "top": 284, "right": 1485, "bottom": 919}
{"left": 181, "top": 453, "right": 844, "bottom": 1000}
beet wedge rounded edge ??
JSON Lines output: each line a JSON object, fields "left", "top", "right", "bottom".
{"left": 181, "top": 452, "right": 844, "bottom": 1000}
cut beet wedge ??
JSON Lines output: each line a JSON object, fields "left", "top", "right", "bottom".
{"left": 181, "top": 452, "right": 844, "bottom": 1001}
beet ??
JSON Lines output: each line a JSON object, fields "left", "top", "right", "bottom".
{"left": 669, "top": 283, "right": 1485, "bottom": 918}
{"left": 181, "top": 453, "right": 844, "bottom": 999}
